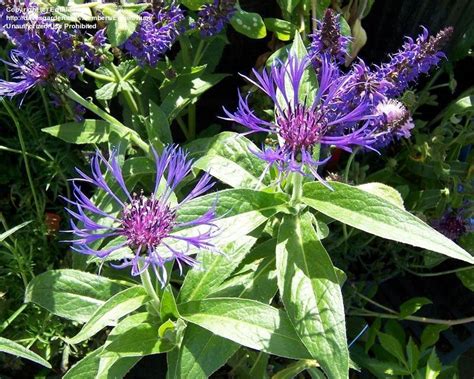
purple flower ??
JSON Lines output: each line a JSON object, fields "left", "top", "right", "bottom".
{"left": 433, "top": 211, "right": 468, "bottom": 241}
{"left": 0, "top": 50, "right": 51, "bottom": 97}
{"left": 64, "top": 146, "right": 218, "bottom": 284}
{"left": 375, "top": 26, "right": 453, "bottom": 96}
{"left": 371, "top": 99, "right": 415, "bottom": 147}
{"left": 194, "top": 0, "right": 236, "bottom": 37}
{"left": 123, "top": 3, "right": 185, "bottom": 67}
{"left": 223, "top": 54, "right": 377, "bottom": 182}
{"left": 0, "top": 3, "right": 93, "bottom": 96}
{"left": 309, "top": 9, "right": 351, "bottom": 68}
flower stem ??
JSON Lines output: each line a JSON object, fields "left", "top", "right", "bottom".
{"left": 2, "top": 100, "right": 42, "bottom": 220}
{"left": 83, "top": 67, "right": 115, "bottom": 83}
{"left": 290, "top": 172, "right": 304, "bottom": 206}
{"left": 65, "top": 89, "right": 149, "bottom": 154}
{"left": 140, "top": 267, "right": 161, "bottom": 314}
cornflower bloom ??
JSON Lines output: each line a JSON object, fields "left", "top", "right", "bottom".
{"left": 123, "top": 3, "right": 185, "bottom": 67}
{"left": 371, "top": 99, "right": 415, "bottom": 147}
{"left": 309, "top": 9, "right": 351, "bottom": 69}
{"left": 0, "top": 3, "right": 98, "bottom": 96}
{"left": 0, "top": 50, "right": 51, "bottom": 97}
{"left": 224, "top": 54, "right": 377, "bottom": 183}
{"left": 375, "top": 26, "right": 453, "bottom": 96}
{"left": 194, "top": 0, "right": 236, "bottom": 37}
{"left": 64, "top": 146, "right": 218, "bottom": 284}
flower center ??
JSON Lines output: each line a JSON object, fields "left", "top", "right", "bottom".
{"left": 120, "top": 192, "right": 176, "bottom": 249}
{"left": 278, "top": 105, "right": 326, "bottom": 152}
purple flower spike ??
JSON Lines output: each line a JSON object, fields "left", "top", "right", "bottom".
{"left": 194, "top": 0, "right": 236, "bottom": 37}
{"left": 309, "top": 9, "right": 351, "bottom": 68}
{"left": 65, "top": 146, "right": 218, "bottom": 285}
{"left": 123, "top": 3, "right": 185, "bottom": 67}
{"left": 376, "top": 26, "right": 453, "bottom": 96}
{"left": 224, "top": 54, "right": 377, "bottom": 182}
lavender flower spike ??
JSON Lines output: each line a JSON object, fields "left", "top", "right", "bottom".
{"left": 65, "top": 146, "right": 218, "bottom": 284}
{"left": 376, "top": 26, "right": 453, "bottom": 96}
{"left": 123, "top": 3, "right": 185, "bottom": 67}
{"left": 194, "top": 0, "right": 237, "bottom": 37}
{"left": 223, "top": 54, "right": 376, "bottom": 183}
{"left": 309, "top": 9, "right": 351, "bottom": 68}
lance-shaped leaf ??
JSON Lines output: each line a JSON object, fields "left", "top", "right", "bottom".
{"left": 303, "top": 182, "right": 474, "bottom": 264}
{"left": 178, "top": 236, "right": 256, "bottom": 302}
{"left": 276, "top": 213, "right": 348, "bottom": 378}
{"left": 193, "top": 132, "right": 271, "bottom": 189}
{"left": 178, "top": 298, "right": 311, "bottom": 359}
{"left": 68, "top": 286, "right": 149, "bottom": 344}
{"left": 24, "top": 269, "right": 126, "bottom": 323}
{"left": 0, "top": 337, "right": 51, "bottom": 368}
{"left": 167, "top": 324, "right": 239, "bottom": 379}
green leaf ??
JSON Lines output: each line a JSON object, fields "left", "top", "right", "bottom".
{"left": 101, "top": 322, "right": 175, "bottom": 358}
{"left": 95, "top": 82, "right": 119, "bottom": 101}
{"left": 0, "top": 221, "right": 31, "bottom": 242}
{"left": 288, "top": 33, "right": 318, "bottom": 105}
{"left": 210, "top": 238, "right": 278, "bottom": 303}
{"left": 148, "top": 100, "right": 172, "bottom": 145}
{"left": 399, "top": 297, "right": 432, "bottom": 318}
{"left": 264, "top": 18, "right": 296, "bottom": 41}
{"left": 302, "top": 182, "right": 474, "bottom": 264}
{"left": 420, "top": 325, "right": 449, "bottom": 352}
{"left": 160, "top": 72, "right": 227, "bottom": 121}
{"left": 25, "top": 270, "right": 126, "bottom": 323}
{"left": 167, "top": 324, "right": 239, "bottom": 379}
{"left": 63, "top": 347, "right": 139, "bottom": 379}
{"left": 230, "top": 7, "right": 267, "bottom": 39}
{"left": 276, "top": 0, "right": 302, "bottom": 13}
{"left": 351, "top": 347, "right": 411, "bottom": 377}
{"left": 160, "top": 286, "right": 180, "bottom": 320}
{"left": 273, "top": 359, "right": 319, "bottom": 379}
{"left": 193, "top": 132, "right": 271, "bottom": 189}
{"left": 276, "top": 213, "right": 348, "bottom": 379}
{"left": 456, "top": 267, "right": 474, "bottom": 291}
{"left": 175, "top": 189, "right": 289, "bottom": 248}
{"left": 178, "top": 298, "right": 311, "bottom": 359}
{"left": 377, "top": 331, "right": 407, "bottom": 366}
{"left": 42, "top": 120, "right": 124, "bottom": 145}
{"left": 425, "top": 349, "right": 442, "bottom": 379}
{"left": 0, "top": 337, "right": 51, "bottom": 368}
{"left": 106, "top": 9, "right": 141, "bottom": 47}
{"left": 68, "top": 286, "right": 149, "bottom": 344}
{"left": 357, "top": 182, "right": 405, "bottom": 209}
{"left": 178, "top": 236, "right": 256, "bottom": 302}
{"left": 180, "top": 0, "right": 210, "bottom": 10}
{"left": 406, "top": 338, "right": 420, "bottom": 373}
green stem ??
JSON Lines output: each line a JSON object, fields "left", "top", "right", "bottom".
{"left": 188, "top": 105, "right": 196, "bottom": 140}
{"left": 83, "top": 67, "right": 115, "bottom": 83}
{"left": 176, "top": 116, "right": 190, "bottom": 140}
{"left": 38, "top": 87, "right": 52, "bottom": 126}
{"left": 0, "top": 146, "right": 47, "bottom": 162}
{"left": 122, "top": 66, "right": 141, "bottom": 82}
{"left": 109, "top": 64, "right": 139, "bottom": 115}
{"left": 140, "top": 267, "right": 161, "bottom": 314}
{"left": 344, "top": 147, "right": 360, "bottom": 183}
{"left": 349, "top": 309, "right": 474, "bottom": 326}
{"left": 404, "top": 265, "right": 473, "bottom": 278}
{"left": 2, "top": 101, "right": 42, "bottom": 220}
{"left": 0, "top": 304, "right": 27, "bottom": 333}
{"left": 290, "top": 172, "right": 303, "bottom": 205}
{"left": 311, "top": 0, "right": 318, "bottom": 32}
{"left": 192, "top": 40, "right": 206, "bottom": 66}
{"left": 65, "top": 89, "right": 149, "bottom": 154}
